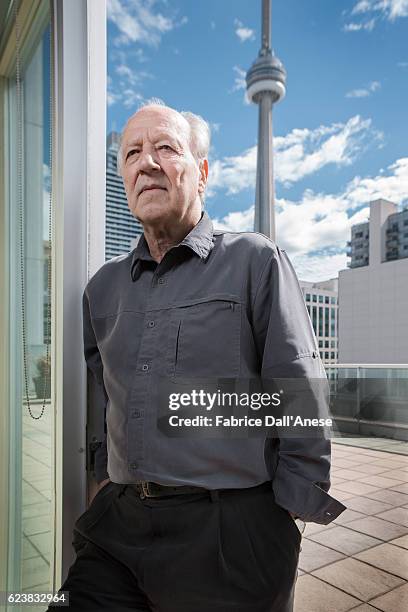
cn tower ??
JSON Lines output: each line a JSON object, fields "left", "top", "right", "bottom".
{"left": 246, "top": 0, "right": 286, "bottom": 241}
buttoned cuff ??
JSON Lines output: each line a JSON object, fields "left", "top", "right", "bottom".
{"left": 272, "top": 467, "right": 347, "bottom": 524}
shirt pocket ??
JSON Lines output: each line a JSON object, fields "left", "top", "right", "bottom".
{"left": 166, "top": 294, "right": 242, "bottom": 378}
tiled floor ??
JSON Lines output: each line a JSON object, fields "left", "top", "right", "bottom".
{"left": 21, "top": 404, "right": 53, "bottom": 596}
{"left": 19, "top": 422, "right": 408, "bottom": 612}
{"left": 294, "top": 438, "right": 408, "bottom": 612}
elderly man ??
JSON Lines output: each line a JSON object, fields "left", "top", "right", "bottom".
{"left": 52, "top": 100, "right": 345, "bottom": 611}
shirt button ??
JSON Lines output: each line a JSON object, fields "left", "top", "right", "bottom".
{"left": 158, "top": 277, "right": 165, "bottom": 285}
{"left": 147, "top": 320, "right": 155, "bottom": 328}
{"left": 142, "top": 364, "right": 149, "bottom": 372}
{"left": 129, "top": 462, "right": 138, "bottom": 470}
{"left": 325, "top": 511, "right": 332, "bottom": 516}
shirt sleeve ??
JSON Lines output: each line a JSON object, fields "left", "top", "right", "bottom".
{"left": 251, "top": 246, "right": 346, "bottom": 524}
{"left": 83, "top": 287, "right": 110, "bottom": 484}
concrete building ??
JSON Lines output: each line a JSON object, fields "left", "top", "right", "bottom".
{"left": 105, "top": 131, "right": 142, "bottom": 260}
{"left": 347, "top": 221, "right": 369, "bottom": 268}
{"left": 300, "top": 279, "right": 338, "bottom": 364}
{"left": 339, "top": 199, "right": 408, "bottom": 363}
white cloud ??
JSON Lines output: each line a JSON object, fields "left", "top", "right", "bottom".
{"left": 343, "top": 18, "right": 376, "bottom": 30}
{"left": 116, "top": 64, "right": 138, "bottom": 85}
{"left": 213, "top": 206, "right": 255, "bottom": 233}
{"left": 108, "top": 64, "right": 153, "bottom": 108}
{"left": 345, "top": 0, "right": 408, "bottom": 30}
{"left": 231, "top": 65, "right": 246, "bottom": 91}
{"left": 345, "top": 80, "right": 381, "bottom": 98}
{"left": 116, "top": 64, "right": 153, "bottom": 86}
{"left": 230, "top": 65, "right": 250, "bottom": 105}
{"left": 294, "top": 253, "right": 349, "bottom": 282}
{"left": 343, "top": 22, "right": 362, "bottom": 31}
{"left": 210, "top": 157, "right": 408, "bottom": 280}
{"left": 352, "top": 0, "right": 408, "bottom": 20}
{"left": 107, "top": 0, "right": 186, "bottom": 47}
{"left": 122, "top": 89, "right": 144, "bottom": 108}
{"left": 208, "top": 115, "right": 382, "bottom": 196}
{"left": 107, "top": 91, "right": 122, "bottom": 106}
{"left": 208, "top": 146, "right": 256, "bottom": 196}
{"left": 234, "top": 19, "right": 255, "bottom": 42}
{"left": 107, "top": 75, "right": 122, "bottom": 106}
{"left": 398, "top": 61, "right": 408, "bottom": 67}
{"left": 352, "top": 0, "right": 373, "bottom": 14}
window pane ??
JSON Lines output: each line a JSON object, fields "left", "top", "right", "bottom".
{"left": 6, "top": 11, "right": 54, "bottom": 596}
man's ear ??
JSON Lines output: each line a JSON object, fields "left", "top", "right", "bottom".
{"left": 198, "top": 159, "right": 209, "bottom": 193}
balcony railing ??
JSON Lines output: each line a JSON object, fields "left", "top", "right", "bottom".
{"left": 325, "top": 364, "right": 408, "bottom": 442}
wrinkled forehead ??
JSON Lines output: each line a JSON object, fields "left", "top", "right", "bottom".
{"left": 123, "top": 108, "right": 191, "bottom": 146}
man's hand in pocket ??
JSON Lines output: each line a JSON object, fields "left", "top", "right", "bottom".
{"left": 89, "top": 478, "right": 111, "bottom": 504}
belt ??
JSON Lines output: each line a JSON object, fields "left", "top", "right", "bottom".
{"left": 131, "top": 480, "right": 272, "bottom": 500}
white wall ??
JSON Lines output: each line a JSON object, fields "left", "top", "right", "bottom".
{"left": 339, "top": 257, "right": 408, "bottom": 363}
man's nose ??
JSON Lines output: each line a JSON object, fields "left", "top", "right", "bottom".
{"left": 138, "top": 149, "right": 161, "bottom": 173}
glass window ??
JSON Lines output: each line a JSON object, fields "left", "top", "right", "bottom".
{"left": 312, "top": 294, "right": 317, "bottom": 302}
{"left": 305, "top": 293, "right": 311, "bottom": 301}
{"left": 331, "top": 296, "right": 336, "bottom": 304}
{"left": 318, "top": 295, "right": 323, "bottom": 303}
{"left": 325, "top": 340, "right": 329, "bottom": 348}
{"left": 325, "top": 296, "right": 330, "bottom": 304}
{"left": 3, "top": 5, "right": 54, "bottom": 595}
{"left": 318, "top": 340, "right": 323, "bottom": 348}
{"left": 312, "top": 306, "right": 317, "bottom": 331}
{"left": 331, "top": 308, "right": 336, "bottom": 336}
{"left": 324, "top": 307, "right": 330, "bottom": 337}
{"left": 318, "top": 307, "right": 323, "bottom": 336}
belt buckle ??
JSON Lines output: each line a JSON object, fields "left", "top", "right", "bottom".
{"left": 139, "top": 481, "right": 151, "bottom": 499}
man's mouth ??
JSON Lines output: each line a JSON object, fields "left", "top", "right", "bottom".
{"left": 140, "top": 186, "right": 166, "bottom": 194}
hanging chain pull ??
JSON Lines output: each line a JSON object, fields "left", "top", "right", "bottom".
{"left": 15, "top": 0, "right": 54, "bottom": 419}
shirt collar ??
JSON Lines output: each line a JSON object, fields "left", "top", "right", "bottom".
{"left": 130, "top": 210, "right": 214, "bottom": 281}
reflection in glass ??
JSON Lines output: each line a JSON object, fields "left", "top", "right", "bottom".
{"left": 8, "top": 15, "right": 53, "bottom": 604}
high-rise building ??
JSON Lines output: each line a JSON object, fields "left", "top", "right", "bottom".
{"left": 339, "top": 199, "right": 408, "bottom": 363}
{"left": 384, "top": 208, "right": 408, "bottom": 261}
{"left": 246, "top": 0, "right": 286, "bottom": 240}
{"left": 347, "top": 222, "right": 369, "bottom": 268}
{"left": 347, "top": 199, "right": 408, "bottom": 268}
{"left": 299, "top": 279, "right": 338, "bottom": 364}
{"left": 105, "top": 132, "right": 143, "bottom": 260}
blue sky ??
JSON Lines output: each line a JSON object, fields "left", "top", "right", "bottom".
{"left": 107, "top": 0, "right": 408, "bottom": 281}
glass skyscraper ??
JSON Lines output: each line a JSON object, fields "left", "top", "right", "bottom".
{"left": 105, "top": 131, "right": 142, "bottom": 260}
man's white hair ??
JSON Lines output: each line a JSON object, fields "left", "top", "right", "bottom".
{"left": 117, "top": 98, "right": 211, "bottom": 205}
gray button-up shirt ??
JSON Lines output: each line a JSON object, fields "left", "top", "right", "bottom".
{"left": 83, "top": 211, "right": 346, "bottom": 524}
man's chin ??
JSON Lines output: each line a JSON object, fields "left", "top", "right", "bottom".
{"left": 133, "top": 206, "right": 172, "bottom": 226}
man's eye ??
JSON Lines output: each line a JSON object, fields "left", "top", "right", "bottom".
{"left": 126, "top": 149, "right": 139, "bottom": 159}
{"left": 159, "top": 145, "right": 173, "bottom": 151}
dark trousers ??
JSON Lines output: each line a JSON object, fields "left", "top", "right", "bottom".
{"left": 49, "top": 481, "right": 301, "bottom": 611}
